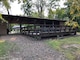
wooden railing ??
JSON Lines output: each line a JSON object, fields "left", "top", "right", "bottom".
{"left": 21, "top": 24, "right": 76, "bottom": 36}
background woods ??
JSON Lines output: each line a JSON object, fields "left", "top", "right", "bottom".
{"left": 0, "top": 0, "right": 80, "bottom": 27}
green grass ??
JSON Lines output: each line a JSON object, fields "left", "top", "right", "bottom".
{"left": 0, "top": 40, "right": 15, "bottom": 57}
{"left": 46, "top": 36, "right": 80, "bottom": 60}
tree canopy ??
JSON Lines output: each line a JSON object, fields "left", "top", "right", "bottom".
{"left": 0, "top": 0, "right": 80, "bottom": 27}
{"left": 21, "top": 0, "right": 60, "bottom": 18}
{"left": 64, "top": 0, "right": 80, "bottom": 28}
{"left": 0, "top": 0, "right": 19, "bottom": 22}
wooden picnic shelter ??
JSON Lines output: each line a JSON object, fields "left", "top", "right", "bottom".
{"left": 1, "top": 14, "right": 76, "bottom": 38}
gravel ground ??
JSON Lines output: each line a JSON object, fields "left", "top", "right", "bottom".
{"left": 0, "top": 35, "right": 66, "bottom": 60}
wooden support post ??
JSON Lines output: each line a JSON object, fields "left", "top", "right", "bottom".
{"left": 44, "top": 20, "right": 46, "bottom": 27}
{"left": 34, "top": 24, "right": 36, "bottom": 35}
{"left": 57, "top": 35, "right": 63, "bottom": 39}
{"left": 60, "top": 26, "right": 62, "bottom": 32}
{"left": 34, "top": 20, "right": 37, "bottom": 38}
{"left": 7, "top": 23, "right": 10, "bottom": 34}
{"left": 20, "top": 23, "right": 22, "bottom": 34}
{"left": 74, "top": 31, "right": 76, "bottom": 35}
{"left": 27, "top": 24, "right": 30, "bottom": 35}
{"left": 65, "top": 26, "right": 66, "bottom": 32}
{"left": 9, "top": 23, "right": 12, "bottom": 33}
{"left": 57, "top": 35, "right": 60, "bottom": 38}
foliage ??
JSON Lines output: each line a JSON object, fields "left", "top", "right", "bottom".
{"left": 0, "top": 0, "right": 21, "bottom": 22}
{"left": 48, "top": 9, "right": 55, "bottom": 19}
{"left": 47, "top": 0, "right": 60, "bottom": 19}
{"left": 21, "top": 0, "right": 60, "bottom": 18}
{"left": 55, "top": 8, "right": 66, "bottom": 19}
{"left": 47, "top": 36, "right": 80, "bottom": 60}
{"left": 48, "top": 8, "right": 67, "bottom": 20}
{"left": 0, "top": 0, "right": 10, "bottom": 9}
{"left": 47, "top": 0, "right": 60, "bottom": 9}
{"left": 0, "top": 40, "right": 13, "bottom": 57}
{"left": 65, "top": 21, "right": 79, "bottom": 29}
{"left": 0, "top": 0, "right": 61, "bottom": 18}
{"left": 21, "top": 0, "right": 32, "bottom": 16}
{"left": 69, "top": 0, "right": 80, "bottom": 20}
{"left": 34, "top": 0, "right": 46, "bottom": 18}
{"left": 0, "top": 14, "right": 8, "bottom": 23}
{"left": 0, "top": 0, "right": 23, "bottom": 14}
{"left": 64, "top": 0, "right": 80, "bottom": 28}
{"left": 31, "top": 12, "right": 40, "bottom": 18}
{"left": 0, "top": 0, "right": 13, "bottom": 14}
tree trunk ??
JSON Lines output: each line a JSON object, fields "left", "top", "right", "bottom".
{"left": 7, "top": 8, "right": 10, "bottom": 15}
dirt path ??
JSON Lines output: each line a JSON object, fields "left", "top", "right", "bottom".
{"left": 0, "top": 35, "right": 65, "bottom": 60}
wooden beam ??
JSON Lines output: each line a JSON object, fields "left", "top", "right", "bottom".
{"left": 20, "top": 23, "right": 22, "bottom": 34}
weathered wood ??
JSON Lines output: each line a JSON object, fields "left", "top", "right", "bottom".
{"left": 21, "top": 24, "right": 76, "bottom": 39}
{"left": 0, "top": 14, "right": 77, "bottom": 39}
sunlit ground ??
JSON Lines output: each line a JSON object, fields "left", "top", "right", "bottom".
{"left": 0, "top": 40, "right": 17, "bottom": 60}
{"left": 47, "top": 36, "right": 80, "bottom": 60}
{"left": 0, "top": 40, "right": 11, "bottom": 57}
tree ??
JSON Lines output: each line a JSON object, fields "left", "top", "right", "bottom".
{"left": 47, "top": 0, "right": 60, "bottom": 9}
{"left": 48, "top": 8, "right": 67, "bottom": 20}
{"left": 48, "top": 9, "right": 55, "bottom": 19}
{"left": 70, "top": 0, "right": 80, "bottom": 21}
{"left": 21, "top": 0, "right": 46, "bottom": 18}
{"left": 0, "top": 0, "right": 23, "bottom": 15}
{"left": 64, "top": 0, "right": 80, "bottom": 20}
{"left": 0, "top": 0, "right": 22, "bottom": 21}
{"left": 31, "top": 12, "right": 40, "bottom": 18}
{"left": 0, "top": 14, "right": 8, "bottom": 23}
{"left": 34, "top": 0, "right": 46, "bottom": 18}
{"left": 55, "top": 8, "right": 66, "bottom": 20}
{"left": 21, "top": 0, "right": 60, "bottom": 18}
{"left": 64, "top": 0, "right": 80, "bottom": 28}
{"left": 21, "top": 0, "right": 32, "bottom": 16}
{"left": 0, "top": 0, "right": 10, "bottom": 22}
{"left": 0, "top": 0, "right": 11, "bottom": 15}
{"left": 34, "top": 0, "right": 60, "bottom": 18}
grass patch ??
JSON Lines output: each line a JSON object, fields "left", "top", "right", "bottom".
{"left": 0, "top": 40, "right": 16, "bottom": 57}
{"left": 46, "top": 36, "right": 80, "bottom": 60}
